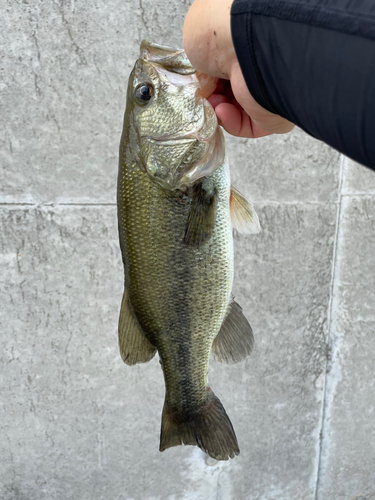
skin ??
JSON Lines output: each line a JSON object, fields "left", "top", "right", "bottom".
{"left": 183, "top": 0, "right": 295, "bottom": 138}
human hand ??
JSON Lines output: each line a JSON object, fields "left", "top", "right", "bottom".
{"left": 183, "top": 0, "right": 295, "bottom": 138}
{"left": 207, "top": 79, "right": 275, "bottom": 138}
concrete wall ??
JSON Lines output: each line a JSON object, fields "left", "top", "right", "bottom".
{"left": 1, "top": 1, "right": 375, "bottom": 499}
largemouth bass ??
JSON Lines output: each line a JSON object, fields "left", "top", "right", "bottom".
{"left": 117, "top": 40, "right": 260, "bottom": 461}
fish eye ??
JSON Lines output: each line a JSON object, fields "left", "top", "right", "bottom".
{"left": 135, "top": 83, "right": 154, "bottom": 105}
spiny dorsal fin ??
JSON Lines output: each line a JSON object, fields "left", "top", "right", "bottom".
{"left": 230, "top": 187, "right": 261, "bottom": 234}
{"left": 183, "top": 179, "right": 218, "bottom": 247}
{"left": 211, "top": 298, "right": 254, "bottom": 364}
{"left": 118, "top": 288, "right": 157, "bottom": 365}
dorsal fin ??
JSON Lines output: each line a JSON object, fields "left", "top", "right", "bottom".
{"left": 230, "top": 187, "right": 261, "bottom": 234}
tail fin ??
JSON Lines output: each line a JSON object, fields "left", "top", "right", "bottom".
{"left": 159, "top": 389, "right": 239, "bottom": 461}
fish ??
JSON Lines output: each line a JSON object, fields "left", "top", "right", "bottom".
{"left": 117, "top": 40, "right": 260, "bottom": 461}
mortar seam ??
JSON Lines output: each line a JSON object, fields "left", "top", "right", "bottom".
{"left": 1, "top": 195, "right": 374, "bottom": 208}
{"left": 314, "top": 153, "right": 345, "bottom": 500}
{"left": 0, "top": 202, "right": 117, "bottom": 207}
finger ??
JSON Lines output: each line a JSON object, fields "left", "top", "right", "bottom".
{"left": 208, "top": 94, "right": 230, "bottom": 108}
{"left": 215, "top": 103, "right": 272, "bottom": 138}
{"left": 208, "top": 93, "right": 244, "bottom": 112}
{"left": 215, "top": 103, "right": 253, "bottom": 137}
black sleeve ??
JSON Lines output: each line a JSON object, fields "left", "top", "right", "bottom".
{"left": 231, "top": 0, "right": 375, "bottom": 168}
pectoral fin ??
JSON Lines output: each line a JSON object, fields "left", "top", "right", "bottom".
{"left": 118, "top": 289, "right": 157, "bottom": 365}
{"left": 230, "top": 187, "right": 261, "bottom": 234}
{"left": 183, "top": 179, "right": 218, "bottom": 247}
{"left": 211, "top": 298, "right": 254, "bottom": 364}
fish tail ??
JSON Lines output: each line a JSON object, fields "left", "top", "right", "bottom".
{"left": 159, "top": 389, "right": 239, "bottom": 461}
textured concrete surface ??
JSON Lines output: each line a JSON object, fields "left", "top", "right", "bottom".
{"left": 316, "top": 167, "right": 375, "bottom": 500}
{"left": 1, "top": 1, "right": 375, "bottom": 499}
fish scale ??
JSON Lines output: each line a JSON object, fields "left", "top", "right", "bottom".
{"left": 120, "top": 158, "right": 232, "bottom": 407}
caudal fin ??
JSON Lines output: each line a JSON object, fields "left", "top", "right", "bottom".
{"left": 159, "top": 389, "right": 239, "bottom": 461}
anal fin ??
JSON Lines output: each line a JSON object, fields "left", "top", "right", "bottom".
{"left": 118, "top": 288, "right": 157, "bottom": 365}
{"left": 230, "top": 186, "right": 261, "bottom": 234}
{"left": 183, "top": 179, "right": 218, "bottom": 247}
{"left": 211, "top": 298, "right": 254, "bottom": 364}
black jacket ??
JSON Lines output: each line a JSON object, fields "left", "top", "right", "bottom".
{"left": 231, "top": 0, "right": 375, "bottom": 168}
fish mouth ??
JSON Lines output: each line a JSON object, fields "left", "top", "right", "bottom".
{"left": 144, "top": 128, "right": 224, "bottom": 190}
{"left": 143, "top": 99, "right": 224, "bottom": 190}
{"left": 140, "top": 39, "right": 196, "bottom": 75}
{"left": 178, "top": 127, "right": 225, "bottom": 187}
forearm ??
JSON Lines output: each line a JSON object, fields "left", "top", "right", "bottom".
{"left": 231, "top": 0, "right": 375, "bottom": 167}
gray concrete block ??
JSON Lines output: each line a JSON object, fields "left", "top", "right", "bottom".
{"left": 0, "top": 206, "right": 125, "bottom": 499}
{"left": 226, "top": 127, "right": 341, "bottom": 204}
{"left": 0, "top": 0, "right": 188, "bottom": 204}
{"left": 316, "top": 196, "right": 375, "bottom": 500}
{"left": 0, "top": 201, "right": 336, "bottom": 499}
{"left": 342, "top": 157, "right": 375, "bottom": 195}
{"left": 217, "top": 202, "right": 336, "bottom": 500}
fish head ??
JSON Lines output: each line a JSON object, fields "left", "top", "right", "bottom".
{"left": 126, "top": 40, "right": 225, "bottom": 190}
